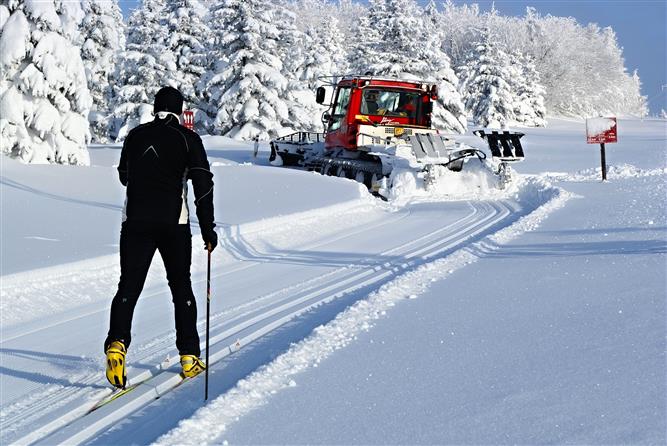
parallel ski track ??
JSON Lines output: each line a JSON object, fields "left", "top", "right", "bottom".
{"left": 9, "top": 200, "right": 516, "bottom": 445}
{"left": 0, "top": 204, "right": 412, "bottom": 443}
{"left": 2, "top": 203, "right": 414, "bottom": 443}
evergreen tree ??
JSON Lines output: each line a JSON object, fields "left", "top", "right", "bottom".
{"left": 619, "top": 70, "right": 648, "bottom": 117}
{"left": 202, "top": 0, "right": 291, "bottom": 140}
{"left": 300, "top": 16, "right": 347, "bottom": 89}
{"left": 109, "top": 0, "right": 176, "bottom": 141}
{"left": 80, "top": 0, "right": 126, "bottom": 143}
{"left": 373, "top": 0, "right": 430, "bottom": 77}
{"left": 163, "top": 0, "right": 211, "bottom": 131}
{"left": 359, "top": 0, "right": 466, "bottom": 133}
{"left": 424, "top": 0, "right": 439, "bottom": 22}
{"left": 420, "top": 0, "right": 467, "bottom": 133}
{"left": 287, "top": 10, "right": 348, "bottom": 132}
{"left": 273, "top": 0, "right": 320, "bottom": 133}
{"left": 0, "top": 0, "right": 91, "bottom": 165}
{"left": 509, "top": 53, "right": 547, "bottom": 127}
{"left": 347, "top": 0, "right": 385, "bottom": 75}
{"left": 460, "top": 28, "right": 517, "bottom": 128}
{"left": 335, "top": 0, "right": 365, "bottom": 41}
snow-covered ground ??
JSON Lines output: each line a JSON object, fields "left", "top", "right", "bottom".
{"left": 0, "top": 118, "right": 665, "bottom": 445}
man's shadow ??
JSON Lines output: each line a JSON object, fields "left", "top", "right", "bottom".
{"left": 0, "top": 348, "right": 108, "bottom": 390}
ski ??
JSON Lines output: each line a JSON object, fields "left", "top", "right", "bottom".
{"left": 170, "top": 371, "right": 200, "bottom": 392}
{"left": 87, "top": 369, "right": 203, "bottom": 414}
{"left": 88, "top": 383, "right": 141, "bottom": 413}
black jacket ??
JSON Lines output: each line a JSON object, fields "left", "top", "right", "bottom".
{"left": 118, "top": 115, "right": 215, "bottom": 232}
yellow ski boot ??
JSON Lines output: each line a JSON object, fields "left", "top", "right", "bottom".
{"left": 180, "top": 355, "right": 206, "bottom": 378}
{"left": 105, "top": 340, "right": 127, "bottom": 388}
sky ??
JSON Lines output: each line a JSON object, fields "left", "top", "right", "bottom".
{"left": 118, "top": 0, "right": 667, "bottom": 115}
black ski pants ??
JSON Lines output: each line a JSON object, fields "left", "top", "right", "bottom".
{"left": 105, "top": 221, "right": 200, "bottom": 356}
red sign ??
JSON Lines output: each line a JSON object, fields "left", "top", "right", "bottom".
{"left": 182, "top": 110, "right": 195, "bottom": 131}
{"left": 586, "top": 117, "right": 617, "bottom": 144}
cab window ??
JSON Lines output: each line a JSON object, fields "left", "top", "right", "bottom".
{"left": 361, "top": 90, "right": 420, "bottom": 119}
{"left": 329, "top": 87, "right": 351, "bottom": 131}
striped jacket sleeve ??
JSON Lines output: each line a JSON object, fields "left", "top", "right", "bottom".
{"left": 187, "top": 135, "right": 215, "bottom": 230}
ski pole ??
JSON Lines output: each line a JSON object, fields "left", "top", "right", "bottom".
{"left": 205, "top": 245, "right": 211, "bottom": 401}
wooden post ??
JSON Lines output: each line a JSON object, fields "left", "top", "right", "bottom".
{"left": 586, "top": 117, "right": 617, "bottom": 181}
{"left": 600, "top": 142, "right": 607, "bottom": 181}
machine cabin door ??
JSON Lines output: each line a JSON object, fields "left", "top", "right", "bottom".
{"left": 326, "top": 86, "right": 352, "bottom": 149}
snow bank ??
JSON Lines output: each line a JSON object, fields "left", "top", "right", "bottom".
{"left": 543, "top": 163, "right": 667, "bottom": 183}
{"left": 154, "top": 178, "right": 570, "bottom": 446}
{"left": 586, "top": 116, "right": 616, "bottom": 136}
{"left": 387, "top": 161, "right": 515, "bottom": 206}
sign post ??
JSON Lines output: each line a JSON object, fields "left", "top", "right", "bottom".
{"left": 586, "top": 117, "right": 617, "bottom": 181}
{"left": 182, "top": 110, "right": 195, "bottom": 131}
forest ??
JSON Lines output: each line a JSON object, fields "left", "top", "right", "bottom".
{"left": 0, "top": 0, "right": 648, "bottom": 165}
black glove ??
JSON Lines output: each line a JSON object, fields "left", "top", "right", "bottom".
{"left": 201, "top": 226, "right": 218, "bottom": 252}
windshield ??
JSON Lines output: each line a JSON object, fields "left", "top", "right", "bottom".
{"left": 360, "top": 89, "right": 421, "bottom": 119}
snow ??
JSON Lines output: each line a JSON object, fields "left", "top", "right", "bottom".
{"left": 1, "top": 3, "right": 91, "bottom": 165}
{"left": 222, "top": 178, "right": 665, "bottom": 445}
{"left": 1, "top": 118, "right": 665, "bottom": 444}
{"left": 0, "top": 9, "right": 29, "bottom": 68}
{"left": 0, "top": 5, "right": 9, "bottom": 29}
{"left": 586, "top": 116, "right": 617, "bottom": 136}
{"left": 23, "top": 0, "right": 60, "bottom": 30}
{"left": 156, "top": 176, "right": 571, "bottom": 446}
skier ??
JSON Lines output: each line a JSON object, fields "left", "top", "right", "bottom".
{"left": 104, "top": 86, "right": 217, "bottom": 388}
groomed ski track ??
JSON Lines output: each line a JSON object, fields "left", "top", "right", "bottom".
{"left": 2, "top": 188, "right": 560, "bottom": 445}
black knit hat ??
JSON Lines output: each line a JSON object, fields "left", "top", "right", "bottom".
{"left": 154, "top": 86, "right": 184, "bottom": 115}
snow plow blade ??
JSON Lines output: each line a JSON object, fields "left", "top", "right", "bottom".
{"left": 269, "top": 132, "right": 325, "bottom": 167}
{"left": 406, "top": 133, "right": 485, "bottom": 172}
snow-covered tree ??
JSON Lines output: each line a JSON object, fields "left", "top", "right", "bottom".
{"left": 79, "top": 0, "right": 125, "bottom": 143}
{"left": 617, "top": 70, "right": 648, "bottom": 117}
{"left": 516, "top": 8, "right": 647, "bottom": 117}
{"left": 460, "top": 29, "right": 517, "bottom": 128}
{"left": 0, "top": 0, "right": 91, "bottom": 164}
{"left": 272, "top": 1, "right": 321, "bottom": 133}
{"left": 299, "top": 16, "right": 347, "bottom": 89}
{"left": 334, "top": 0, "right": 366, "bottom": 42}
{"left": 420, "top": 0, "right": 467, "bottom": 133}
{"left": 163, "top": 0, "right": 211, "bottom": 131}
{"left": 372, "top": 0, "right": 431, "bottom": 77}
{"left": 352, "top": 0, "right": 466, "bottom": 133}
{"left": 438, "top": 3, "right": 648, "bottom": 118}
{"left": 201, "top": 0, "right": 291, "bottom": 140}
{"left": 347, "top": 0, "right": 385, "bottom": 75}
{"left": 440, "top": 0, "right": 482, "bottom": 68}
{"left": 282, "top": 4, "right": 348, "bottom": 132}
{"left": 508, "top": 53, "right": 546, "bottom": 127}
{"left": 109, "top": 0, "right": 177, "bottom": 141}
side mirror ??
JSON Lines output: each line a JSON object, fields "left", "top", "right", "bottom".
{"left": 423, "top": 101, "right": 433, "bottom": 114}
{"left": 322, "top": 111, "right": 331, "bottom": 123}
{"left": 316, "top": 87, "right": 326, "bottom": 104}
